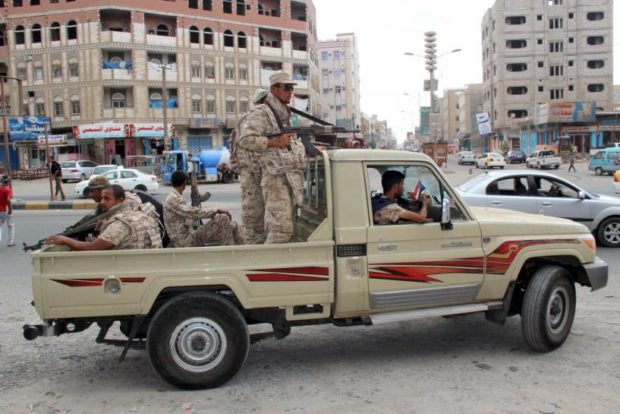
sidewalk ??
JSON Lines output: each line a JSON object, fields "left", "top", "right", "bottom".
{"left": 11, "top": 200, "right": 96, "bottom": 210}
{"left": 9, "top": 178, "right": 95, "bottom": 210}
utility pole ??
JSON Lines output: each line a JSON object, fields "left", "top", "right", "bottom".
{"left": 0, "top": 76, "right": 24, "bottom": 189}
{"left": 161, "top": 64, "right": 170, "bottom": 151}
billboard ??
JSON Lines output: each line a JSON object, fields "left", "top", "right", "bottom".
{"left": 475, "top": 112, "right": 492, "bottom": 135}
{"left": 535, "top": 102, "right": 596, "bottom": 125}
{"left": 131, "top": 123, "right": 174, "bottom": 138}
{"left": 419, "top": 106, "right": 431, "bottom": 136}
{"left": 76, "top": 123, "right": 128, "bottom": 139}
{"left": 8, "top": 116, "right": 50, "bottom": 140}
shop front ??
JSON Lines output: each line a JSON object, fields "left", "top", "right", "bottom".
{"left": 131, "top": 123, "right": 175, "bottom": 156}
{"left": 75, "top": 123, "right": 134, "bottom": 165}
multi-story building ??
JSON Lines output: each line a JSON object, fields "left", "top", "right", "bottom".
{"left": 317, "top": 32, "right": 360, "bottom": 130}
{"left": 481, "top": 0, "right": 614, "bottom": 147}
{"left": 440, "top": 88, "right": 463, "bottom": 144}
{"left": 455, "top": 84, "right": 484, "bottom": 151}
{"left": 0, "top": 0, "right": 320, "bottom": 168}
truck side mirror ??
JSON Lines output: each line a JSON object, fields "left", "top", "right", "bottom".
{"left": 441, "top": 199, "right": 453, "bottom": 230}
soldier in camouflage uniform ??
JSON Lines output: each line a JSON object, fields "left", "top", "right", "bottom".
{"left": 237, "top": 72, "right": 307, "bottom": 244}
{"left": 164, "top": 171, "right": 243, "bottom": 247}
{"left": 46, "top": 184, "right": 162, "bottom": 250}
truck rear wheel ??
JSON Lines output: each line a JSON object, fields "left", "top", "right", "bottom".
{"left": 147, "top": 292, "right": 249, "bottom": 389}
{"left": 521, "top": 266, "right": 575, "bottom": 352}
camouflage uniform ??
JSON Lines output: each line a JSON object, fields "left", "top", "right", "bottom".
{"left": 98, "top": 205, "right": 162, "bottom": 249}
{"left": 237, "top": 94, "right": 306, "bottom": 244}
{"left": 163, "top": 189, "right": 244, "bottom": 247}
{"left": 373, "top": 196, "right": 406, "bottom": 225}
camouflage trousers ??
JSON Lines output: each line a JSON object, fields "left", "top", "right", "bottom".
{"left": 240, "top": 171, "right": 265, "bottom": 244}
{"left": 191, "top": 213, "right": 245, "bottom": 246}
{"left": 262, "top": 172, "right": 294, "bottom": 244}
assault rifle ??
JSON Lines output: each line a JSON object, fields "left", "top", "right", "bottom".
{"left": 188, "top": 159, "right": 211, "bottom": 207}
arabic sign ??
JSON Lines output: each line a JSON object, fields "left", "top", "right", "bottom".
{"left": 37, "top": 134, "right": 69, "bottom": 146}
{"left": 476, "top": 112, "right": 493, "bottom": 135}
{"left": 76, "top": 123, "right": 127, "bottom": 139}
{"left": 131, "top": 123, "right": 174, "bottom": 138}
{"left": 535, "top": 102, "right": 596, "bottom": 125}
{"left": 190, "top": 118, "right": 222, "bottom": 129}
{"left": 8, "top": 116, "right": 50, "bottom": 140}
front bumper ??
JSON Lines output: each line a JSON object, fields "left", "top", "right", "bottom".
{"left": 584, "top": 257, "right": 608, "bottom": 291}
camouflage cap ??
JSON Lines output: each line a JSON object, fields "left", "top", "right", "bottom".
{"left": 88, "top": 175, "right": 109, "bottom": 189}
{"left": 269, "top": 72, "right": 297, "bottom": 87}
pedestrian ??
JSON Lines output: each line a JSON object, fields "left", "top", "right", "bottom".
{"left": 0, "top": 175, "right": 15, "bottom": 247}
{"left": 49, "top": 155, "right": 66, "bottom": 201}
{"left": 237, "top": 73, "right": 307, "bottom": 244}
{"left": 568, "top": 152, "right": 577, "bottom": 173}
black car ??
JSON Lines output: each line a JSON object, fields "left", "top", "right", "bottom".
{"left": 505, "top": 150, "right": 527, "bottom": 164}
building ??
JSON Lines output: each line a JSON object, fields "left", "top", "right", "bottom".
{"left": 455, "top": 84, "right": 484, "bottom": 151}
{"left": 0, "top": 0, "right": 320, "bottom": 169}
{"left": 440, "top": 88, "right": 463, "bottom": 144}
{"left": 317, "top": 32, "right": 361, "bottom": 130}
{"left": 481, "top": 0, "right": 614, "bottom": 149}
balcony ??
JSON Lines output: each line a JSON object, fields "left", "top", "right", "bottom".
{"left": 100, "top": 9, "right": 132, "bottom": 43}
{"left": 147, "top": 34, "right": 177, "bottom": 47}
{"left": 101, "top": 31, "right": 132, "bottom": 43}
{"left": 103, "top": 107, "right": 135, "bottom": 119}
{"left": 102, "top": 68, "right": 133, "bottom": 80}
{"left": 292, "top": 50, "right": 307, "bottom": 60}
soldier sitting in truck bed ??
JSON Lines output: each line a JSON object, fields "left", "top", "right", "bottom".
{"left": 371, "top": 170, "right": 432, "bottom": 225}
{"left": 46, "top": 184, "right": 162, "bottom": 250}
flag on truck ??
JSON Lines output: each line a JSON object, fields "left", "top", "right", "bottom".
{"left": 410, "top": 180, "right": 426, "bottom": 199}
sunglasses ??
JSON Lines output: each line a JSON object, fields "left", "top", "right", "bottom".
{"left": 278, "top": 84, "right": 294, "bottom": 91}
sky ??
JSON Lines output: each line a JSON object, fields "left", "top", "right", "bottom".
{"left": 313, "top": 0, "right": 619, "bottom": 141}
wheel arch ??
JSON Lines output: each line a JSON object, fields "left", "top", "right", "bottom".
{"left": 591, "top": 212, "right": 620, "bottom": 234}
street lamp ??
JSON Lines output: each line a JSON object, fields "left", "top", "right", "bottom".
{"left": 0, "top": 76, "right": 24, "bottom": 189}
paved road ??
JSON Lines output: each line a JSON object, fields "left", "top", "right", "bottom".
{"left": 1, "top": 155, "right": 620, "bottom": 413}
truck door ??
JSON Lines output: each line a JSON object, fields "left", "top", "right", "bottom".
{"left": 365, "top": 164, "right": 485, "bottom": 312}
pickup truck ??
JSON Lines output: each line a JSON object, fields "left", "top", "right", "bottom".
{"left": 23, "top": 150, "right": 607, "bottom": 389}
{"left": 526, "top": 150, "right": 562, "bottom": 169}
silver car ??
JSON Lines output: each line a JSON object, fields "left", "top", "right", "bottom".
{"left": 457, "top": 151, "right": 476, "bottom": 165}
{"left": 457, "top": 170, "right": 620, "bottom": 247}
{"left": 61, "top": 160, "right": 98, "bottom": 182}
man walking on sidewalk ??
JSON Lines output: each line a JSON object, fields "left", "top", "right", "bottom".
{"left": 49, "top": 155, "right": 65, "bottom": 201}
{"left": 0, "top": 175, "right": 15, "bottom": 247}
{"left": 568, "top": 151, "right": 577, "bottom": 173}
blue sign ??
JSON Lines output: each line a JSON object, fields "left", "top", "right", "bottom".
{"left": 9, "top": 116, "right": 50, "bottom": 140}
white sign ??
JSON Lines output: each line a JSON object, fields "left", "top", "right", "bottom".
{"left": 476, "top": 112, "right": 492, "bottom": 135}
{"left": 77, "top": 123, "right": 127, "bottom": 139}
{"left": 37, "top": 134, "right": 68, "bottom": 146}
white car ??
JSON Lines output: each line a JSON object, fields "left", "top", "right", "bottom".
{"left": 91, "top": 164, "right": 120, "bottom": 176}
{"left": 457, "top": 151, "right": 476, "bottom": 165}
{"left": 475, "top": 152, "right": 506, "bottom": 169}
{"left": 75, "top": 168, "right": 159, "bottom": 197}
{"left": 61, "top": 160, "right": 98, "bottom": 182}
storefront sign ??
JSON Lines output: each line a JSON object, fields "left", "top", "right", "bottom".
{"left": 37, "top": 134, "right": 69, "bottom": 146}
{"left": 190, "top": 117, "right": 222, "bottom": 129}
{"left": 535, "top": 102, "right": 596, "bottom": 125}
{"left": 131, "top": 123, "right": 174, "bottom": 138}
{"left": 76, "top": 123, "right": 127, "bottom": 139}
{"left": 8, "top": 116, "right": 50, "bottom": 140}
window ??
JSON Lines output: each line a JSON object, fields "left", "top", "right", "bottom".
{"left": 568, "top": 37, "right": 574, "bottom": 44}
{"left": 52, "top": 62, "right": 62, "bottom": 78}
{"left": 587, "top": 60, "right": 605, "bottom": 69}
{"left": 191, "top": 96, "right": 201, "bottom": 113}
{"left": 535, "top": 177, "right": 579, "bottom": 199}
{"left": 223, "top": 0, "right": 232, "bottom": 13}
{"left": 203, "top": 0, "right": 212, "bottom": 10}
{"left": 237, "top": 31, "right": 246, "bottom": 49}
{"left": 236, "top": 0, "right": 246, "bottom": 16}
{"left": 568, "top": 60, "right": 574, "bottom": 67}
{"left": 189, "top": 0, "right": 198, "bottom": 8}
{"left": 239, "top": 65, "right": 247, "bottom": 80}
{"left": 240, "top": 98, "right": 249, "bottom": 113}
{"left": 206, "top": 95, "right": 215, "bottom": 113}
{"left": 156, "top": 24, "right": 169, "bottom": 36}
{"left": 549, "top": 41, "right": 563, "bottom": 52}
{"left": 225, "top": 64, "right": 235, "bottom": 80}
{"left": 550, "top": 88, "right": 564, "bottom": 100}
{"left": 587, "top": 36, "right": 604, "bottom": 45}
{"left": 53, "top": 100, "right": 63, "bottom": 117}
{"left": 17, "top": 65, "right": 26, "bottom": 80}
{"left": 568, "top": 85, "right": 574, "bottom": 91}
{"left": 587, "top": 84, "right": 604, "bottom": 93}
{"left": 14, "top": 25, "right": 25, "bottom": 45}
{"left": 69, "top": 62, "right": 79, "bottom": 77}
{"left": 568, "top": 12, "right": 573, "bottom": 18}
{"left": 31, "top": 24, "right": 42, "bottom": 43}
{"left": 538, "top": 61, "right": 544, "bottom": 68}
{"left": 223, "top": 30, "right": 234, "bottom": 47}
{"left": 538, "top": 86, "right": 544, "bottom": 92}
{"left": 121, "top": 171, "right": 137, "bottom": 179}
{"left": 31, "top": 0, "right": 40, "bottom": 4}
{"left": 189, "top": 26, "right": 199, "bottom": 44}
{"left": 191, "top": 64, "right": 201, "bottom": 78}
{"left": 506, "top": 39, "right": 526, "bottom": 49}
{"left": 549, "top": 18, "right": 563, "bottom": 29}
{"left": 34, "top": 67, "right": 44, "bottom": 81}
{"left": 507, "top": 86, "right": 528, "bottom": 95}
{"left": 321, "top": 51, "right": 328, "bottom": 60}
{"left": 537, "top": 38, "right": 543, "bottom": 45}
{"left": 66, "top": 20, "right": 77, "bottom": 40}
{"left": 506, "top": 63, "right": 527, "bottom": 72}
{"left": 70, "top": 96, "right": 80, "bottom": 115}
{"left": 549, "top": 65, "right": 563, "bottom": 76}
{"left": 507, "top": 109, "right": 527, "bottom": 118}
{"left": 13, "top": 0, "right": 23, "bottom": 6}
{"left": 488, "top": 177, "right": 530, "bottom": 196}
{"left": 226, "top": 97, "right": 236, "bottom": 113}
{"left": 50, "top": 22, "right": 60, "bottom": 41}
{"left": 505, "top": 16, "right": 526, "bottom": 25}
{"left": 537, "top": 15, "right": 542, "bottom": 21}
{"left": 203, "top": 27, "right": 213, "bottom": 45}
{"left": 35, "top": 102, "right": 45, "bottom": 116}
{"left": 587, "top": 12, "right": 604, "bottom": 21}
{"left": 111, "top": 92, "right": 126, "bottom": 108}
{"left": 205, "top": 63, "right": 215, "bottom": 78}
{"left": 548, "top": 0, "right": 562, "bottom": 5}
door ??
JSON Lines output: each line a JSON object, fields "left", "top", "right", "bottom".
{"left": 120, "top": 170, "right": 139, "bottom": 190}
{"left": 484, "top": 175, "right": 538, "bottom": 214}
{"left": 365, "top": 163, "right": 485, "bottom": 312}
{"left": 187, "top": 136, "right": 212, "bottom": 156}
{"left": 529, "top": 175, "right": 592, "bottom": 224}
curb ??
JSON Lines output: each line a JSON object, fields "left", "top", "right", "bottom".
{"left": 12, "top": 200, "right": 96, "bottom": 210}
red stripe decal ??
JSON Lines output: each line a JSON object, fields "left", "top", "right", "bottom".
{"left": 120, "top": 277, "right": 146, "bottom": 283}
{"left": 52, "top": 278, "right": 104, "bottom": 287}
{"left": 247, "top": 273, "right": 327, "bottom": 282}
{"left": 251, "top": 266, "right": 329, "bottom": 276}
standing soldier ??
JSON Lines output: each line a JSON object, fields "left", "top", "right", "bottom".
{"left": 237, "top": 72, "right": 307, "bottom": 244}
{"left": 49, "top": 155, "right": 66, "bottom": 201}
{"left": 568, "top": 151, "right": 577, "bottom": 173}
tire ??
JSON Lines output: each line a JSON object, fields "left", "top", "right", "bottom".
{"left": 596, "top": 217, "right": 620, "bottom": 247}
{"left": 500, "top": 166, "right": 504, "bottom": 169}
{"left": 147, "top": 292, "right": 249, "bottom": 389}
{"left": 135, "top": 184, "right": 148, "bottom": 192}
{"left": 595, "top": 167, "right": 603, "bottom": 176}
{"left": 521, "top": 265, "right": 576, "bottom": 352}
{"left": 61, "top": 179, "right": 68, "bottom": 183}
{"left": 554, "top": 165, "right": 559, "bottom": 169}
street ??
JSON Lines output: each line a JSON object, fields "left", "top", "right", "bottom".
{"left": 1, "top": 155, "right": 620, "bottom": 413}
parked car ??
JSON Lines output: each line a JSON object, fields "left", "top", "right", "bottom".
{"left": 75, "top": 168, "right": 158, "bottom": 197}
{"left": 525, "top": 150, "right": 561, "bottom": 169}
{"left": 614, "top": 170, "right": 620, "bottom": 194}
{"left": 60, "top": 160, "right": 98, "bottom": 182}
{"left": 457, "top": 170, "right": 620, "bottom": 247}
{"left": 505, "top": 149, "right": 527, "bottom": 164}
{"left": 457, "top": 151, "right": 476, "bottom": 165}
{"left": 475, "top": 152, "right": 506, "bottom": 169}
{"left": 588, "top": 147, "right": 620, "bottom": 176}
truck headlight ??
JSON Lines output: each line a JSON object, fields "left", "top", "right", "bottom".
{"left": 580, "top": 235, "right": 596, "bottom": 254}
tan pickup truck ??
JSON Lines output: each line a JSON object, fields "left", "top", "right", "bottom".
{"left": 24, "top": 150, "right": 607, "bottom": 389}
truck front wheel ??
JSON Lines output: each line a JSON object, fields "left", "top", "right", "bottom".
{"left": 147, "top": 292, "right": 249, "bottom": 389}
{"left": 521, "top": 266, "right": 575, "bottom": 352}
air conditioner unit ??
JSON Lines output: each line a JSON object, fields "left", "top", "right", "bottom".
{"left": 25, "top": 55, "right": 33, "bottom": 61}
